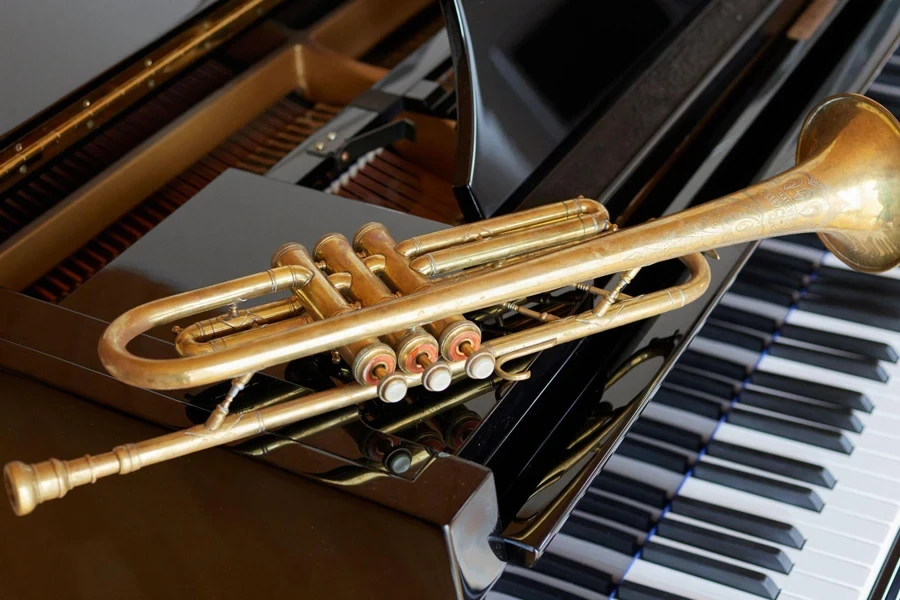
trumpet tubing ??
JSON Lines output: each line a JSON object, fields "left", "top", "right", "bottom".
{"left": 6, "top": 93, "right": 900, "bottom": 516}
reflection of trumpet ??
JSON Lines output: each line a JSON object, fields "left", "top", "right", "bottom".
{"left": 8, "top": 93, "right": 900, "bottom": 516}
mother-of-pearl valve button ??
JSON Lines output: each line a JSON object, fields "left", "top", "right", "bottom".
{"left": 378, "top": 373, "right": 408, "bottom": 403}
{"left": 466, "top": 348, "right": 497, "bottom": 380}
{"left": 423, "top": 361, "right": 453, "bottom": 391}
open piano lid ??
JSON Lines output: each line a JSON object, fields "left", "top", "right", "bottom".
{"left": 441, "top": 0, "right": 710, "bottom": 219}
{"left": 0, "top": 0, "right": 216, "bottom": 141}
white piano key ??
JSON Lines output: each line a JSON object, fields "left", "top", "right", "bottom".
{"left": 570, "top": 509, "right": 649, "bottom": 543}
{"left": 699, "top": 454, "right": 900, "bottom": 524}
{"left": 756, "top": 355, "right": 893, "bottom": 402}
{"left": 713, "top": 423, "right": 900, "bottom": 491}
{"left": 603, "top": 454, "right": 684, "bottom": 496}
{"left": 663, "top": 512, "right": 873, "bottom": 589}
{"left": 673, "top": 485, "right": 880, "bottom": 568}
{"left": 679, "top": 477, "right": 891, "bottom": 547}
{"left": 639, "top": 402, "right": 720, "bottom": 439}
{"left": 689, "top": 336, "right": 760, "bottom": 368}
{"left": 546, "top": 532, "right": 633, "bottom": 581}
{"left": 586, "top": 489, "right": 663, "bottom": 520}
{"left": 624, "top": 557, "right": 768, "bottom": 600}
{"left": 784, "top": 308, "right": 900, "bottom": 350}
{"left": 719, "top": 292, "right": 791, "bottom": 321}
{"left": 503, "top": 565, "right": 609, "bottom": 600}
{"left": 652, "top": 536, "right": 863, "bottom": 599}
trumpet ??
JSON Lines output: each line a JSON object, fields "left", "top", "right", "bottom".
{"left": 6, "top": 93, "right": 900, "bottom": 517}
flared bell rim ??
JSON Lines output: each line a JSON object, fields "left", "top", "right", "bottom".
{"left": 797, "top": 93, "right": 900, "bottom": 273}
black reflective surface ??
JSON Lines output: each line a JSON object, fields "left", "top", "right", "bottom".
{"left": 441, "top": 0, "right": 711, "bottom": 218}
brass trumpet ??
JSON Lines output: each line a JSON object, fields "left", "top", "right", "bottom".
{"left": 6, "top": 93, "right": 900, "bottom": 517}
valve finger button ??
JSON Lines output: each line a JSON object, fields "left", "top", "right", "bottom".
{"left": 465, "top": 346, "right": 496, "bottom": 380}
{"left": 422, "top": 360, "right": 453, "bottom": 392}
{"left": 377, "top": 371, "right": 408, "bottom": 403}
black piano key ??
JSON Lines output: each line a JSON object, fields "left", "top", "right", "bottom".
{"left": 642, "top": 541, "right": 780, "bottom": 599}
{"left": 590, "top": 472, "right": 669, "bottom": 509}
{"left": 693, "top": 461, "right": 824, "bottom": 512}
{"left": 780, "top": 322, "right": 898, "bottom": 363}
{"left": 706, "top": 439, "right": 836, "bottom": 488}
{"left": 560, "top": 515, "right": 640, "bottom": 555}
{"left": 577, "top": 494, "right": 655, "bottom": 531}
{"left": 709, "top": 306, "right": 778, "bottom": 335}
{"left": 807, "top": 279, "right": 900, "bottom": 312}
{"left": 619, "top": 437, "right": 690, "bottom": 473}
{"left": 798, "top": 296, "right": 900, "bottom": 333}
{"left": 728, "top": 408, "right": 854, "bottom": 454}
{"left": 656, "top": 387, "right": 723, "bottom": 419}
{"left": 739, "top": 263, "right": 808, "bottom": 291}
{"left": 666, "top": 370, "right": 736, "bottom": 400}
{"left": 618, "top": 581, "right": 693, "bottom": 600}
{"left": 730, "top": 280, "right": 794, "bottom": 307}
{"left": 531, "top": 553, "right": 614, "bottom": 596}
{"left": 815, "top": 264, "right": 900, "bottom": 295}
{"left": 657, "top": 518, "right": 792, "bottom": 574}
{"left": 631, "top": 418, "right": 703, "bottom": 451}
{"left": 670, "top": 496, "right": 805, "bottom": 549}
{"left": 493, "top": 572, "right": 582, "bottom": 600}
{"left": 678, "top": 350, "right": 748, "bottom": 381}
{"left": 749, "top": 248, "right": 815, "bottom": 273}
{"left": 699, "top": 323, "right": 766, "bottom": 352}
{"left": 739, "top": 389, "right": 863, "bottom": 433}
{"left": 749, "top": 370, "right": 873, "bottom": 412}
{"left": 769, "top": 342, "right": 888, "bottom": 382}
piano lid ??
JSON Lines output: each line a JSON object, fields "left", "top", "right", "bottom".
{"left": 0, "top": 0, "right": 215, "bottom": 139}
{"left": 441, "top": 0, "right": 710, "bottom": 219}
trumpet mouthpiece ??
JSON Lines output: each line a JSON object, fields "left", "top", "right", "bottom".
{"left": 5, "top": 461, "right": 40, "bottom": 517}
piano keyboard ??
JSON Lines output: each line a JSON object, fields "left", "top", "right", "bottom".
{"left": 490, "top": 234, "right": 900, "bottom": 600}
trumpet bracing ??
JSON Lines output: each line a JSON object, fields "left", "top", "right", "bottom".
{"left": 6, "top": 93, "right": 900, "bottom": 516}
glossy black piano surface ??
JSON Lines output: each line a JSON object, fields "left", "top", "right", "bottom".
{"left": 3, "top": 0, "right": 900, "bottom": 598}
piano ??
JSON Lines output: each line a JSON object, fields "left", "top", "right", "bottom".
{"left": 2, "top": 0, "right": 900, "bottom": 599}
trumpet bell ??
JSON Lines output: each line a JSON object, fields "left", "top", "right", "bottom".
{"left": 798, "top": 93, "right": 900, "bottom": 273}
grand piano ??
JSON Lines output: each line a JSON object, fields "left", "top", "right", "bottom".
{"left": 2, "top": 1, "right": 900, "bottom": 598}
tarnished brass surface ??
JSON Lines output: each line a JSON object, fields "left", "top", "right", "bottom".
{"left": 7, "top": 93, "right": 900, "bottom": 516}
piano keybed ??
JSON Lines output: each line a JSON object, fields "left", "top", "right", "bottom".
{"left": 490, "top": 54, "right": 900, "bottom": 600}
